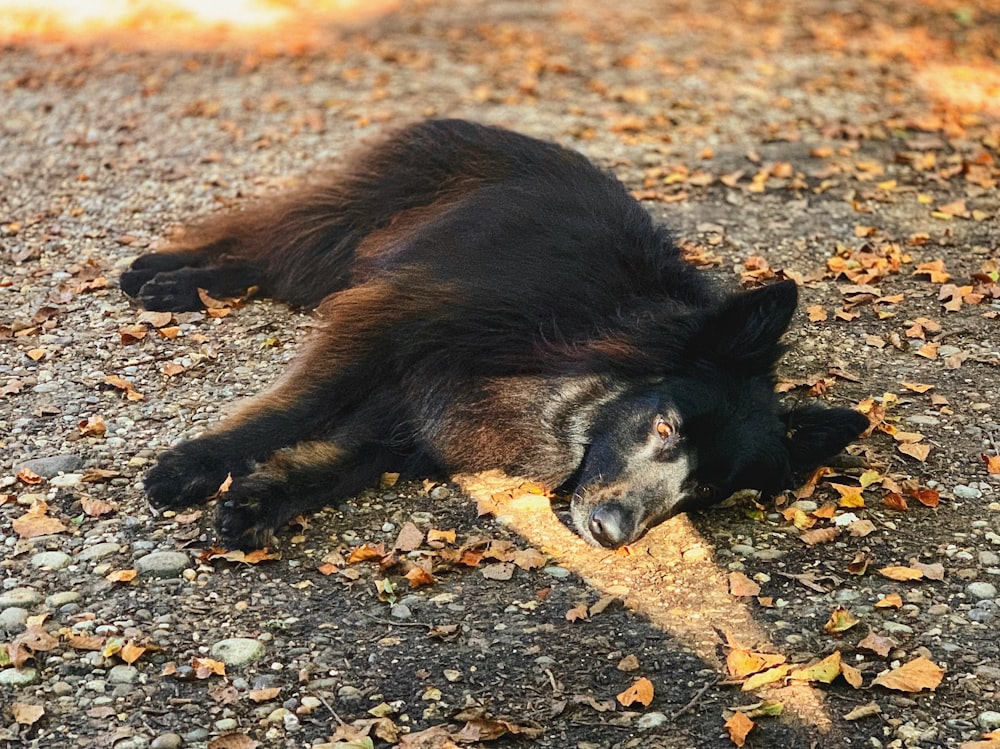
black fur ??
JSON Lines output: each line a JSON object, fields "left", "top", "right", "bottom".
{"left": 122, "top": 119, "right": 868, "bottom": 549}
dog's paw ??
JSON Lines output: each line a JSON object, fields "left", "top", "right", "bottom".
{"left": 215, "top": 478, "right": 283, "bottom": 551}
{"left": 144, "top": 447, "right": 231, "bottom": 510}
{"left": 134, "top": 275, "right": 205, "bottom": 312}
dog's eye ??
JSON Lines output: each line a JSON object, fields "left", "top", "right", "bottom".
{"left": 654, "top": 417, "right": 674, "bottom": 441}
{"left": 696, "top": 484, "right": 717, "bottom": 502}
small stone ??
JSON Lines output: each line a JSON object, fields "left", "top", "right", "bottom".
{"left": 214, "top": 718, "right": 238, "bottom": 732}
{"left": 978, "top": 551, "right": 1000, "bottom": 567}
{"left": 0, "top": 588, "right": 42, "bottom": 609}
{"left": 16, "top": 454, "right": 82, "bottom": 477}
{"left": 135, "top": 551, "right": 191, "bottom": 579}
{"left": 882, "top": 621, "right": 914, "bottom": 635}
{"left": 389, "top": 604, "right": 411, "bottom": 620}
{"left": 753, "top": 548, "right": 786, "bottom": 561}
{"left": 430, "top": 485, "right": 451, "bottom": 500}
{"left": 0, "top": 607, "right": 28, "bottom": 633}
{"left": 979, "top": 711, "right": 1000, "bottom": 730}
{"left": 637, "top": 712, "right": 669, "bottom": 729}
{"left": 30, "top": 551, "right": 72, "bottom": 570}
{"left": 210, "top": 637, "right": 266, "bottom": 666}
{"left": 337, "top": 685, "right": 362, "bottom": 702}
{"left": 50, "top": 473, "right": 83, "bottom": 488}
{"left": 108, "top": 665, "right": 139, "bottom": 684}
{"left": 967, "top": 582, "right": 998, "bottom": 600}
{"left": 542, "top": 566, "right": 571, "bottom": 579}
{"left": 791, "top": 500, "right": 818, "bottom": 513}
{"left": 51, "top": 681, "right": 73, "bottom": 696}
{"left": 954, "top": 485, "right": 983, "bottom": 500}
{"left": 731, "top": 544, "right": 756, "bottom": 557}
{"left": 77, "top": 542, "right": 122, "bottom": 562}
{"left": 46, "top": 591, "right": 82, "bottom": 607}
{"left": 0, "top": 667, "right": 39, "bottom": 686}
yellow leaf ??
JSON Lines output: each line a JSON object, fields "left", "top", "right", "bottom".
{"left": 727, "top": 648, "right": 786, "bottom": 679}
{"left": 841, "top": 662, "right": 863, "bottom": 688}
{"left": 875, "top": 593, "right": 904, "bottom": 609}
{"left": 871, "top": 656, "right": 944, "bottom": 692}
{"left": 616, "top": 677, "right": 654, "bottom": 708}
{"left": 790, "top": 651, "right": 842, "bottom": 684}
{"left": 742, "top": 664, "right": 791, "bottom": 691}
{"left": 824, "top": 606, "right": 860, "bottom": 634}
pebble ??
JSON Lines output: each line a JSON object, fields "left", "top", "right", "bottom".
{"left": 0, "top": 667, "right": 40, "bottom": 686}
{"left": 979, "top": 711, "right": 1000, "bottom": 730}
{"left": 954, "top": 485, "right": 983, "bottom": 500}
{"left": 882, "top": 621, "right": 914, "bottom": 635}
{"left": 150, "top": 734, "right": 183, "bottom": 749}
{"left": 135, "top": 551, "right": 191, "bottom": 579}
{"left": 30, "top": 551, "right": 73, "bottom": 570}
{"left": 979, "top": 551, "right": 1000, "bottom": 567}
{"left": 337, "top": 685, "right": 363, "bottom": 702}
{"left": 0, "top": 607, "right": 28, "bottom": 633}
{"left": 542, "top": 566, "right": 571, "bottom": 579}
{"left": 210, "top": 637, "right": 266, "bottom": 666}
{"left": 637, "top": 712, "right": 669, "bottom": 729}
{"left": 78, "top": 542, "right": 122, "bottom": 562}
{"left": 47, "top": 591, "right": 82, "bottom": 607}
{"left": 967, "top": 582, "right": 998, "bottom": 600}
{"left": 0, "top": 588, "right": 42, "bottom": 608}
{"left": 108, "top": 665, "right": 139, "bottom": 684}
{"left": 16, "top": 454, "right": 82, "bottom": 477}
{"left": 389, "top": 604, "right": 412, "bottom": 619}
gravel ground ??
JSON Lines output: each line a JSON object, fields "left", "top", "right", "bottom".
{"left": 1, "top": 1, "right": 999, "bottom": 748}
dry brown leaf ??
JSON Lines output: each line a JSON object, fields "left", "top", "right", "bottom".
{"left": 728, "top": 571, "right": 761, "bottom": 597}
{"left": 347, "top": 543, "right": 386, "bottom": 564}
{"left": 512, "top": 547, "right": 547, "bottom": 570}
{"left": 617, "top": 654, "right": 640, "bottom": 672}
{"left": 106, "top": 569, "right": 138, "bottom": 583}
{"left": 897, "top": 442, "right": 931, "bottom": 462}
{"left": 65, "top": 631, "right": 105, "bottom": 651}
{"left": 78, "top": 414, "right": 107, "bottom": 436}
{"left": 984, "top": 454, "right": 1000, "bottom": 475}
{"left": 616, "top": 676, "right": 654, "bottom": 707}
{"left": 248, "top": 687, "right": 281, "bottom": 702}
{"left": 871, "top": 656, "right": 944, "bottom": 692}
{"left": 565, "top": 602, "right": 589, "bottom": 622}
{"left": 208, "top": 734, "right": 260, "bottom": 749}
{"left": 11, "top": 703, "right": 44, "bottom": 725}
{"left": 800, "top": 527, "right": 839, "bottom": 545}
{"left": 858, "top": 632, "right": 896, "bottom": 658}
{"left": 427, "top": 528, "right": 457, "bottom": 545}
{"left": 81, "top": 496, "right": 118, "bottom": 517}
{"left": 841, "top": 662, "right": 864, "bottom": 689}
{"left": 725, "top": 711, "right": 755, "bottom": 747}
{"left": 806, "top": 305, "right": 828, "bottom": 322}
{"left": 874, "top": 593, "right": 904, "bottom": 609}
{"left": 393, "top": 522, "right": 424, "bottom": 552}
{"left": 480, "top": 562, "right": 515, "bottom": 581}
{"left": 12, "top": 500, "right": 68, "bottom": 539}
{"left": 104, "top": 374, "right": 144, "bottom": 401}
{"left": 404, "top": 566, "right": 436, "bottom": 588}
{"left": 192, "top": 656, "right": 227, "bottom": 678}
{"left": 727, "top": 648, "right": 786, "bottom": 679}
{"left": 823, "top": 606, "right": 860, "bottom": 634}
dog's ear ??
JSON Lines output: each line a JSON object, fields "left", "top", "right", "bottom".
{"left": 694, "top": 280, "right": 798, "bottom": 372}
{"left": 782, "top": 404, "right": 869, "bottom": 476}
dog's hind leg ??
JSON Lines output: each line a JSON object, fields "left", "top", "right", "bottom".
{"left": 214, "top": 440, "right": 394, "bottom": 550}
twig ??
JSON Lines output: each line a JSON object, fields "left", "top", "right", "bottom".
{"left": 364, "top": 615, "right": 434, "bottom": 629}
{"left": 671, "top": 677, "right": 719, "bottom": 721}
{"left": 311, "top": 691, "right": 347, "bottom": 726}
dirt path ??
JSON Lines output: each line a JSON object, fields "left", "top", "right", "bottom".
{"left": 1, "top": 1, "right": 999, "bottom": 747}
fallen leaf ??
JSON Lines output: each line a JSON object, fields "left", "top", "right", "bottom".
{"left": 208, "top": 734, "right": 260, "bottom": 749}
{"left": 728, "top": 571, "right": 761, "bottom": 597}
{"left": 841, "top": 662, "right": 863, "bottom": 688}
{"left": 106, "top": 569, "right": 138, "bottom": 583}
{"left": 120, "top": 640, "right": 147, "bottom": 664}
{"left": 616, "top": 677, "right": 654, "bottom": 707}
{"left": 12, "top": 500, "right": 68, "bottom": 538}
{"left": 617, "top": 654, "right": 640, "bottom": 672}
{"left": 11, "top": 703, "right": 44, "bottom": 725}
{"left": 393, "top": 522, "right": 424, "bottom": 552}
{"left": 800, "top": 527, "right": 839, "bottom": 545}
{"left": 480, "top": 562, "right": 515, "bottom": 580}
{"left": 874, "top": 593, "right": 904, "bottom": 609}
{"left": 871, "top": 656, "right": 944, "bottom": 692}
{"left": 78, "top": 414, "right": 107, "bottom": 436}
{"left": 790, "top": 651, "right": 842, "bottom": 684}
{"left": 80, "top": 496, "right": 118, "bottom": 517}
{"left": 192, "top": 657, "right": 227, "bottom": 679}
{"left": 844, "top": 701, "right": 882, "bottom": 720}
{"left": 347, "top": 543, "right": 386, "bottom": 564}
{"left": 878, "top": 565, "right": 924, "bottom": 581}
{"left": 824, "top": 606, "right": 860, "bottom": 634}
{"left": 897, "top": 442, "right": 931, "bottom": 462}
{"left": 565, "top": 602, "right": 589, "bottom": 622}
{"left": 725, "top": 711, "right": 754, "bottom": 747}
{"left": 741, "top": 664, "right": 791, "bottom": 691}
{"left": 727, "top": 648, "right": 786, "bottom": 679}
{"left": 512, "top": 547, "right": 547, "bottom": 570}
{"left": 404, "top": 566, "right": 436, "bottom": 588}
{"left": 984, "top": 454, "right": 1000, "bottom": 475}
{"left": 858, "top": 632, "right": 896, "bottom": 658}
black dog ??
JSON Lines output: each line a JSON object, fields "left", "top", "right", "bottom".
{"left": 121, "top": 119, "right": 867, "bottom": 549}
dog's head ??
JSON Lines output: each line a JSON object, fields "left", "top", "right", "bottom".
{"left": 568, "top": 281, "right": 869, "bottom": 548}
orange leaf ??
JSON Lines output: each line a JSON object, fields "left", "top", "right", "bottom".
{"left": 616, "top": 677, "right": 654, "bottom": 708}
{"left": 106, "top": 569, "right": 138, "bottom": 583}
{"left": 984, "top": 454, "right": 1000, "bottom": 475}
{"left": 81, "top": 496, "right": 118, "bottom": 517}
{"left": 192, "top": 656, "right": 227, "bottom": 678}
{"left": 806, "top": 305, "right": 828, "bottom": 322}
{"left": 565, "top": 602, "right": 589, "bottom": 622}
{"left": 727, "top": 648, "right": 786, "bottom": 679}
{"left": 841, "top": 662, "right": 864, "bottom": 689}
{"left": 404, "top": 567, "right": 436, "bottom": 588}
{"left": 346, "top": 543, "right": 386, "bottom": 564}
{"left": 120, "top": 641, "right": 147, "bottom": 665}
{"left": 874, "top": 593, "right": 903, "bottom": 609}
{"left": 725, "top": 711, "right": 755, "bottom": 747}
{"left": 871, "top": 656, "right": 944, "bottom": 692}
{"left": 878, "top": 566, "right": 923, "bottom": 581}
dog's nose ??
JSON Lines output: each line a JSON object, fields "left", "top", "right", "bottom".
{"left": 588, "top": 503, "right": 630, "bottom": 548}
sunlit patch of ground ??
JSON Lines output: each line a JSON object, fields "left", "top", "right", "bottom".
{"left": 915, "top": 63, "right": 1000, "bottom": 117}
{"left": 457, "top": 471, "right": 833, "bottom": 735}
{"left": 0, "top": 0, "right": 397, "bottom": 49}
